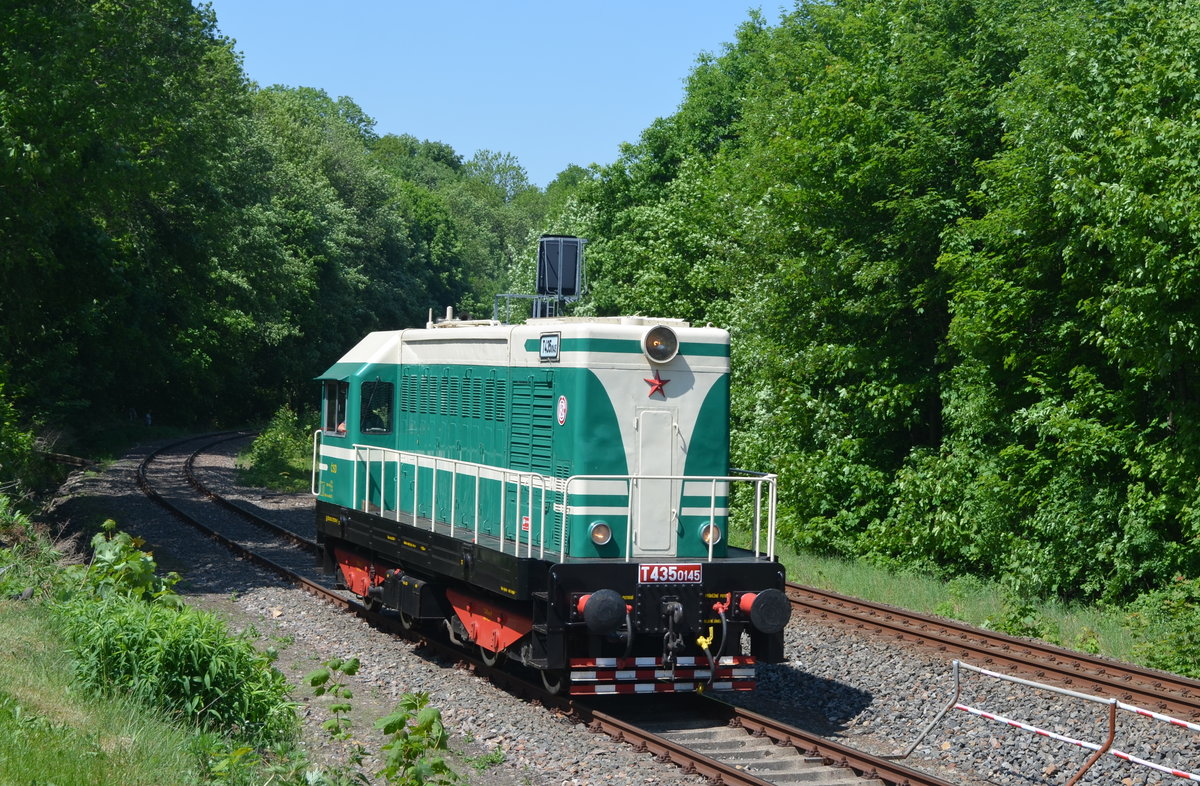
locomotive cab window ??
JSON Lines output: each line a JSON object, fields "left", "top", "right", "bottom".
{"left": 322, "top": 380, "right": 349, "bottom": 435}
{"left": 359, "top": 381, "right": 394, "bottom": 434}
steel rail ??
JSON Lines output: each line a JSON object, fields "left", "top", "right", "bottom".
{"left": 719, "top": 698, "right": 957, "bottom": 786}
{"left": 180, "top": 432, "right": 319, "bottom": 553}
{"left": 576, "top": 693, "right": 958, "bottom": 786}
{"left": 136, "top": 433, "right": 349, "bottom": 614}
{"left": 787, "top": 582, "right": 1200, "bottom": 719}
{"left": 577, "top": 707, "right": 779, "bottom": 786}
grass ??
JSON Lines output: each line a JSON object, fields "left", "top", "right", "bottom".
{"left": 235, "top": 449, "right": 311, "bottom": 494}
{"left": 0, "top": 600, "right": 204, "bottom": 785}
{"left": 801, "top": 551, "right": 1136, "bottom": 660}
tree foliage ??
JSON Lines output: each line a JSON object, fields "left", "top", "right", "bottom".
{"left": 0, "top": 0, "right": 582, "bottom": 453}
{"left": 571, "top": 0, "right": 1200, "bottom": 601}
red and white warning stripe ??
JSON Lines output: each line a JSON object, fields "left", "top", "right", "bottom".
{"left": 568, "top": 655, "right": 754, "bottom": 669}
{"left": 570, "top": 680, "right": 755, "bottom": 695}
{"left": 956, "top": 703, "right": 1200, "bottom": 782}
{"left": 571, "top": 667, "right": 756, "bottom": 683}
{"left": 1109, "top": 749, "right": 1200, "bottom": 781}
{"left": 562, "top": 655, "right": 757, "bottom": 694}
{"left": 956, "top": 703, "right": 1100, "bottom": 749}
{"left": 1119, "top": 702, "right": 1200, "bottom": 734}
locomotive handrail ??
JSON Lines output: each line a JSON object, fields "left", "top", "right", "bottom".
{"left": 310, "top": 429, "right": 322, "bottom": 496}
{"left": 562, "top": 472, "right": 777, "bottom": 562}
{"left": 334, "top": 444, "right": 776, "bottom": 562}
{"left": 729, "top": 467, "right": 778, "bottom": 561}
{"left": 348, "top": 445, "right": 557, "bottom": 558}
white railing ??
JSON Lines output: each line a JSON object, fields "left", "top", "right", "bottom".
{"left": 352, "top": 445, "right": 554, "bottom": 559}
{"left": 561, "top": 470, "right": 777, "bottom": 562}
{"left": 317, "top": 442, "right": 777, "bottom": 562}
{"left": 735, "top": 468, "right": 778, "bottom": 561}
{"left": 904, "top": 660, "right": 1200, "bottom": 785}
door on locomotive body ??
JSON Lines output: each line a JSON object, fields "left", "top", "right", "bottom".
{"left": 506, "top": 368, "right": 556, "bottom": 547}
{"left": 314, "top": 378, "right": 350, "bottom": 505}
{"left": 355, "top": 375, "right": 398, "bottom": 514}
{"left": 632, "top": 407, "right": 684, "bottom": 557}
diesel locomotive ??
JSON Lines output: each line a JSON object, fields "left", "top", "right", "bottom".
{"left": 311, "top": 281, "right": 790, "bottom": 695}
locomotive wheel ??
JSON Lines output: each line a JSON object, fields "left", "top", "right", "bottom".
{"left": 478, "top": 644, "right": 503, "bottom": 667}
{"left": 397, "top": 610, "right": 415, "bottom": 630}
{"left": 539, "top": 668, "right": 565, "bottom": 695}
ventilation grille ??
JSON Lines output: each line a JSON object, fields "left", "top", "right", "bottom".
{"left": 400, "top": 370, "right": 506, "bottom": 421}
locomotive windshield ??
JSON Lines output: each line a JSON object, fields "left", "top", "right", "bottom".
{"left": 359, "top": 380, "right": 393, "bottom": 434}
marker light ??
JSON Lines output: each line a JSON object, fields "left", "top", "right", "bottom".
{"left": 589, "top": 520, "right": 613, "bottom": 546}
{"left": 642, "top": 326, "right": 679, "bottom": 363}
{"left": 699, "top": 523, "right": 722, "bottom": 546}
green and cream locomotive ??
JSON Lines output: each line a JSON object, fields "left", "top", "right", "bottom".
{"left": 312, "top": 300, "right": 790, "bottom": 694}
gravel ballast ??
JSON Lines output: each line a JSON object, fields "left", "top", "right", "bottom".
{"left": 39, "top": 437, "right": 1200, "bottom": 785}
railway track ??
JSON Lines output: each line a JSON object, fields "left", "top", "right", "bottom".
{"left": 787, "top": 584, "right": 1200, "bottom": 721}
{"left": 137, "top": 433, "right": 955, "bottom": 786}
{"left": 592, "top": 695, "right": 963, "bottom": 786}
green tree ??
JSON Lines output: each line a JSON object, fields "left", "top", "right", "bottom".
{"left": 574, "top": 0, "right": 1017, "bottom": 558}
{"left": 246, "top": 88, "right": 472, "bottom": 395}
{"left": 910, "top": 0, "right": 1200, "bottom": 599}
{"left": 372, "top": 134, "right": 464, "bottom": 188}
{"left": 0, "top": 0, "right": 251, "bottom": 422}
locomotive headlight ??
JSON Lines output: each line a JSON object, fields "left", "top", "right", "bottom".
{"left": 699, "top": 523, "right": 722, "bottom": 546}
{"left": 589, "top": 520, "right": 613, "bottom": 546}
{"left": 642, "top": 325, "right": 679, "bottom": 364}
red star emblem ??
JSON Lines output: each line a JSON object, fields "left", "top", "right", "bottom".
{"left": 644, "top": 369, "right": 669, "bottom": 398}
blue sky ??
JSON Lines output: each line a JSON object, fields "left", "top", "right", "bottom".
{"left": 202, "top": 2, "right": 781, "bottom": 187}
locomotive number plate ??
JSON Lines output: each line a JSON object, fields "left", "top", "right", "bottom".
{"left": 539, "top": 333, "right": 560, "bottom": 361}
{"left": 638, "top": 564, "right": 702, "bottom": 584}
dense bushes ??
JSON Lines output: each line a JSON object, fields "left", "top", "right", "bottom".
{"left": 0, "top": 495, "right": 64, "bottom": 597}
{"left": 51, "top": 521, "right": 296, "bottom": 746}
{"left": 0, "top": 369, "right": 57, "bottom": 501}
{"left": 238, "top": 406, "right": 315, "bottom": 492}
{"left": 1126, "top": 577, "right": 1200, "bottom": 678}
{"left": 56, "top": 594, "right": 295, "bottom": 743}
